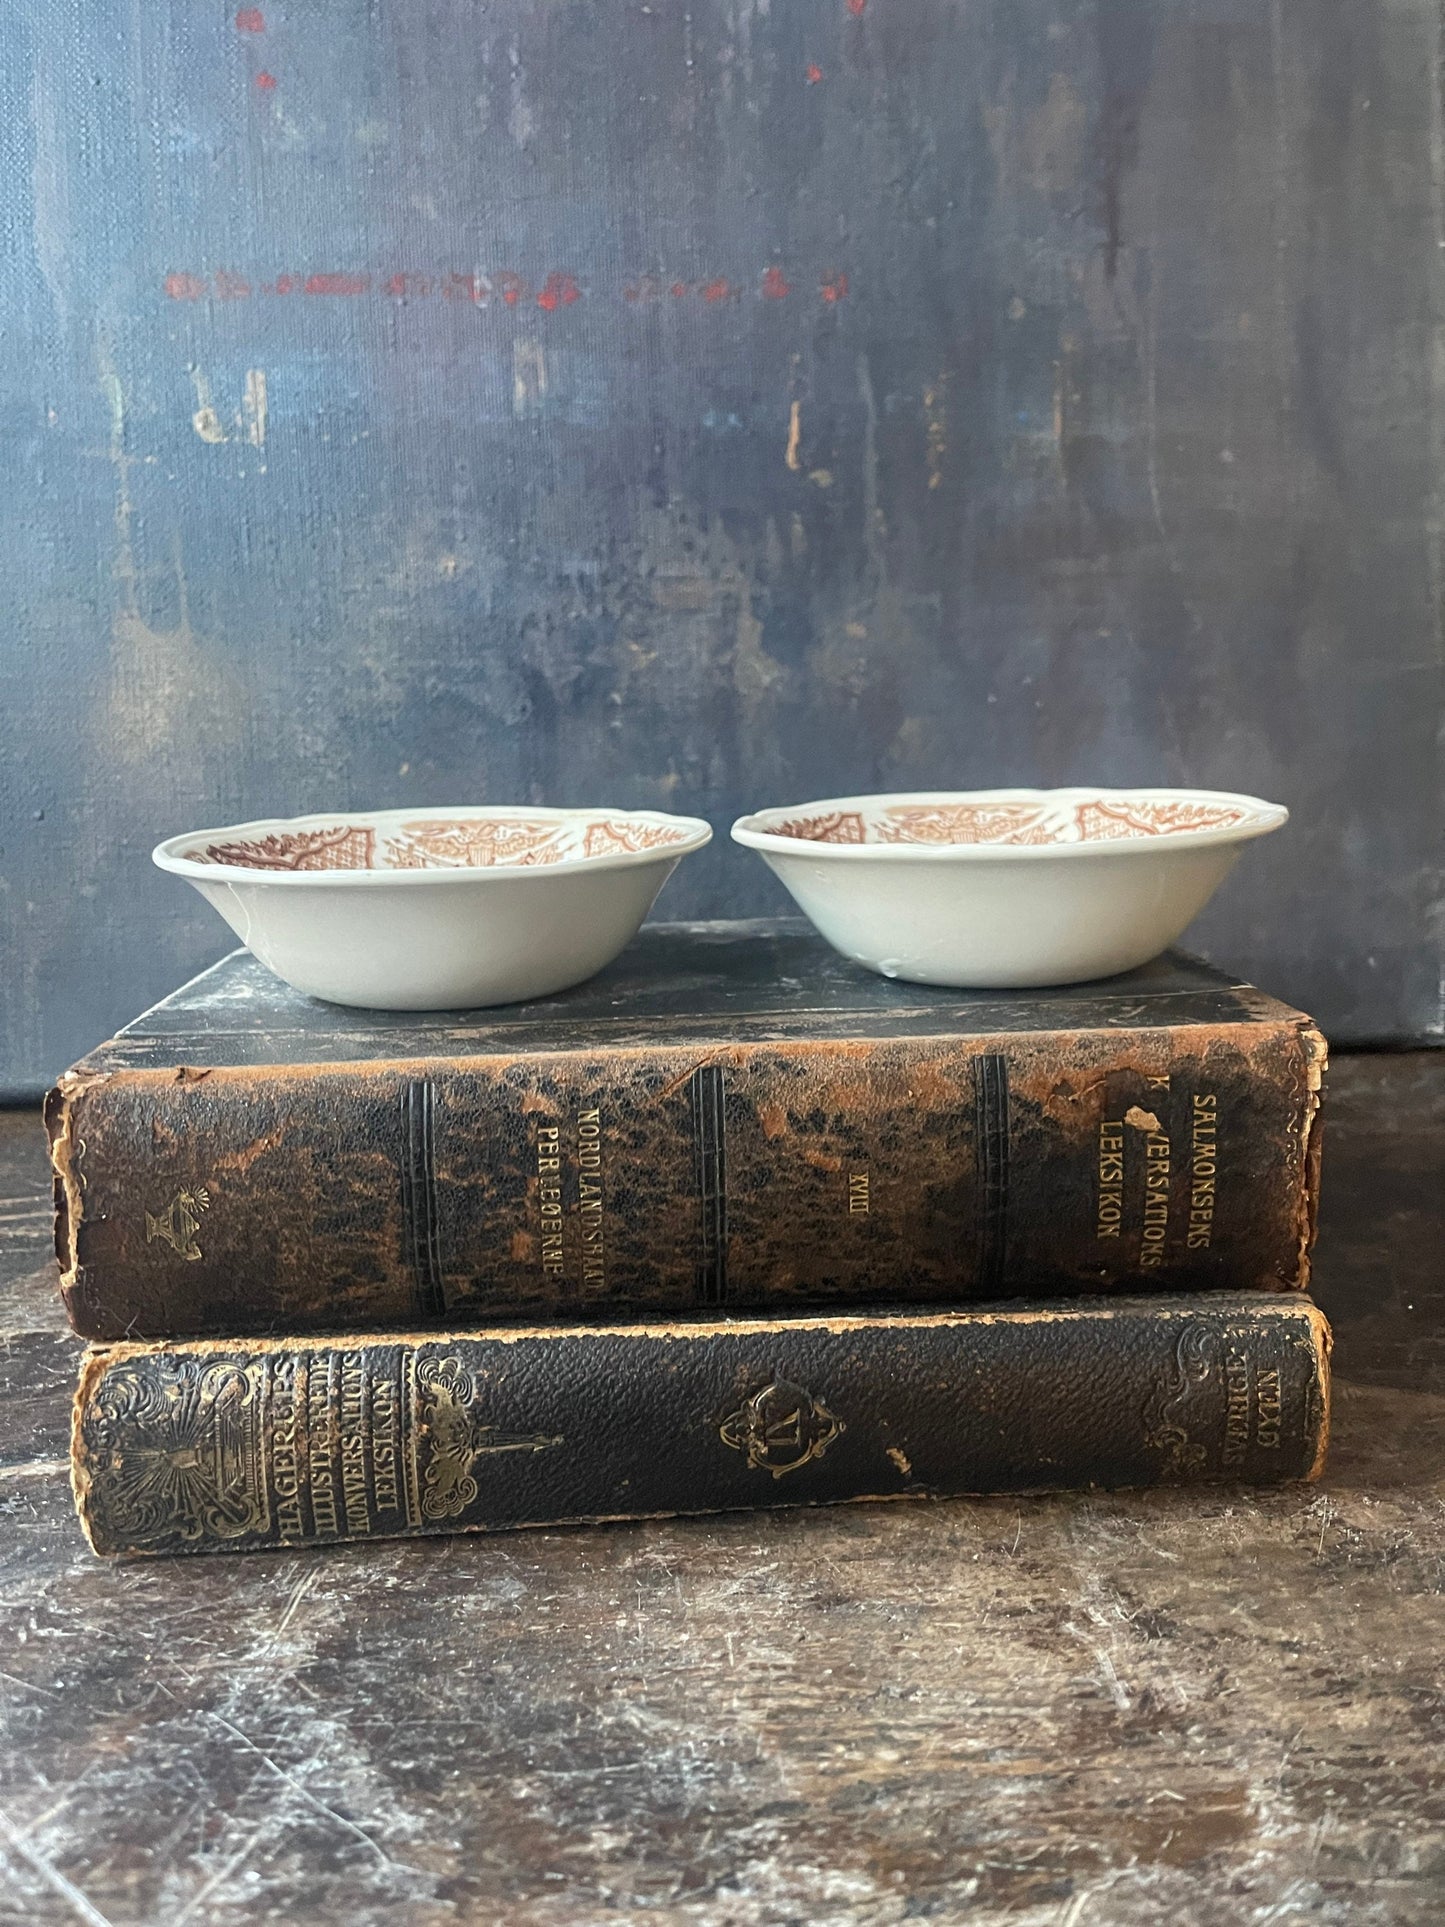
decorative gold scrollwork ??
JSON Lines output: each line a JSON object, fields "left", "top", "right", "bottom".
{"left": 416, "top": 1356, "right": 563, "bottom": 1519}
{"left": 81, "top": 1354, "right": 268, "bottom": 1546}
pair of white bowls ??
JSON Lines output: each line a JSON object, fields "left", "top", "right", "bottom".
{"left": 154, "top": 787, "right": 1288, "bottom": 1009}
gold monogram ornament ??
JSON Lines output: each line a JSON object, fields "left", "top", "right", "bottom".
{"left": 719, "top": 1377, "right": 845, "bottom": 1479}
{"left": 145, "top": 1187, "right": 210, "bottom": 1261}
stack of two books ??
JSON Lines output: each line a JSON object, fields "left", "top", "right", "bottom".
{"left": 49, "top": 922, "right": 1330, "bottom": 1559}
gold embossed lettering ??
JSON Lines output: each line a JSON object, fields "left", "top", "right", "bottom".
{"left": 1256, "top": 1366, "right": 1281, "bottom": 1449}
{"left": 269, "top": 1357, "right": 304, "bottom": 1540}
{"left": 1222, "top": 1346, "right": 1252, "bottom": 1466}
{"left": 1097, "top": 1121, "right": 1125, "bottom": 1240}
{"left": 848, "top": 1171, "right": 870, "bottom": 1215}
{"left": 306, "top": 1361, "right": 340, "bottom": 1539}
{"left": 1186, "top": 1093, "right": 1219, "bottom": 1248}
{"left": 338, "top": 1353, "right": 371, "bottom": 1535}
{"left": 535, "top": 1124, "right": 565, "bottom": 1277}
{"left": 577, "top": 1107, "right": 605, "bottom": 1288}
{"left": 370, "top": 1370, "right": 400, "bottom": 1514}
{"left": 1139, "top": 1127, "right": 1171, "bottom": 1268}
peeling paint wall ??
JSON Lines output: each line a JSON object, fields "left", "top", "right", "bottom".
{"left": 0, "top": 0, "right": 1442, "bottom": 1085}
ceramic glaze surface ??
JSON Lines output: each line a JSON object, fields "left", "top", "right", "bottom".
{"left": 733, "top": 789, "right": 1287, "bottom": 989}
{"left": 155, "top": 809, "right": 712, "bottom": 1009}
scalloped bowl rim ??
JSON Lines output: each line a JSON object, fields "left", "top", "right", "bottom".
{"left": 731, "top": 787, "right": 1288, "bottom": 861}
{"left": 155, "top": 806, "right": 714, "bottom": 886}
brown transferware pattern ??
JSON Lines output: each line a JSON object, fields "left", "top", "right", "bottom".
{"left": 772, "top": 797, "right": 1254, "bottom": 848}
{"left": 185, "top": 815, "right": 696, "bottom": 872}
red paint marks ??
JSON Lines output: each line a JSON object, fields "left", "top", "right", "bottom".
{"left": 163, "top": 266, "right": 848, "bottom": 309}
{"left": 805, "top": 63, "right": 823, "bottom": 83}
{"left": 846, "top": 0, "right": 867, "bottom": 15}
{"left": 537, "top": 272, "right": 581, "bottom": 312}
{"left": 303, "top": 272, "right": 371, "bottom": 295}
{"left": 237, "top": 10, "right": 275, "bottom": 97}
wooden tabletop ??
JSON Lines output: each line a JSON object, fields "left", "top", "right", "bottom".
{"left": 1, "top": 1055, "right": 1442, "bottom": 1926}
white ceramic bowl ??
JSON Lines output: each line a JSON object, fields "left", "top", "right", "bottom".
{"left": 155, "top": 806, "right": 713, "bottom": 1008}
{"left": 731, "top": 788, "right": 1288, "bottom": 988}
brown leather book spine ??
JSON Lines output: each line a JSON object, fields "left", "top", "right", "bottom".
{"left": 49, "top": 1019, "right": 1324, "bottom": 1339}
{"left": 71, "top": 1295, "right": 1331, "bottom": 1557}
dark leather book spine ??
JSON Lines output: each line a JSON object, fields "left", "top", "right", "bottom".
{"left": 71, "top": 1295, "right": 1331, "bottom": 1557}
{"left": 49, "top": 1019, "right": 1325, "bottom": 1339}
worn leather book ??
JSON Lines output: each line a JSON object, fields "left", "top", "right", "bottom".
{"left": 48, "top": 921, "right": 1325, "bottom": 1340}
{"left": 72, "top": 1294, "right": 1331, "bottom": 1557}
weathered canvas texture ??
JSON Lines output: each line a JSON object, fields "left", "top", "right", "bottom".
{"left": 1, "top": 0, "right": 1441, "bottom": 1083}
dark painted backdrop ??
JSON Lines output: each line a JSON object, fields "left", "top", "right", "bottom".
{"left": 1, "top": 0, "right": 1441, "bottom": 1089}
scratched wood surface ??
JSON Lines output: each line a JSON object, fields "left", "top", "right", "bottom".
{"left": 2, "top": 0, "right": 1444, "bottom": 1090}
{"left": 0, "top": 1054, "right": 1442, "bottom": 1925}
